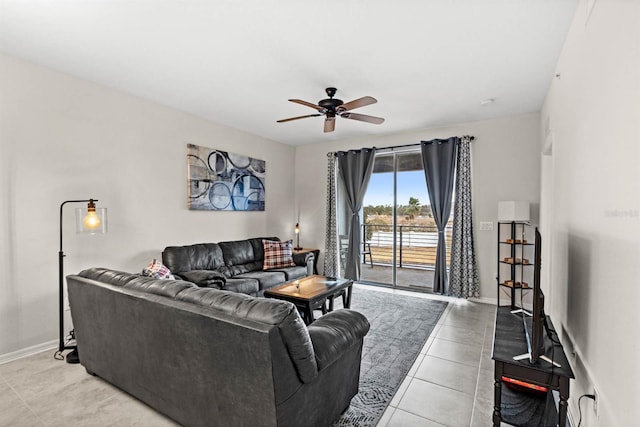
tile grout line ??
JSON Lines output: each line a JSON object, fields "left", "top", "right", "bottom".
{"left": 380, "top": 300, "right": 453, "bottom": 426}
{"left": 468, "top": 315, "right": 490, "bottom": 426}
{"left": 390, "top": 393, "right": 451, "bottom": 427}
{"left": 1, "top": 373, "right": 47, "bottom": 426}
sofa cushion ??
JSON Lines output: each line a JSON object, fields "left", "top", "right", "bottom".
{"left": 175, "top": 287, "right": 318, "bottom": 383}
{"left": 249, "top": 236, "right": 279, "bottom": 262}
{"left": 308, "top": 309, "right": 371, "bottom": 371}
{"left": 263, "top": 240, "right": 296, "bottom": 270}
{"left": 219, "top": 239, "right": 254, "bottom": 266}
{"left": 270, "top": 265, "right": 307, "bottom": 281}
{"left": 77, "top": 268, "right": 139, "bottom": 287}
{"left": 234, "top": 271, "right": 286, "bottom": 290}
{"left": 218, "top": 239, "right": 259, "bottom": 275}
{"left": 223, "top": 278, "right": 260, "bottom": 295}
{"left": 179, "top": 270, "right": 227, "bottom": 288}
{"left": 162, "top": 243, "right": 230, "bottom": 277}
{"left": 78, "top": 268, "right": 196, "bottom": 298}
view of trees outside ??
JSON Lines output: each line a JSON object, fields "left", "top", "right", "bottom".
{"left": 356, "top": 155, "right": 453, "bottom": 270}
{"left": 361, "top": 197, "right": 453, "bottom": 268}
{"left": 363, "top": 197, "right": 438, "bottom": 238}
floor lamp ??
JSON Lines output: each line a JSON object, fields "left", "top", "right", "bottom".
{"left": 57, "top": 199, "right": 107, "bottom": 364}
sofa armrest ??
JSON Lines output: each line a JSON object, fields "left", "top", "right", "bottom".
{"left": 307, "top": 309, "right": 370, "bottom": 371}
{"left": 293, "top": 252, "right": 314, "bottom": 276}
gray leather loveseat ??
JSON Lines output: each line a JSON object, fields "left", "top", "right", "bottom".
{"left": 162, "top": 237, "right": 313, "bottom": 296}
{"left": 67, "top": 268, "right": 370, "bottom": 427}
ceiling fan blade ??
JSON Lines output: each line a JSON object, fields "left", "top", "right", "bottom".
{"left": 338, "top": 96, "right": 377, "bottom": 112}
{"left": 324, "top": 117, "right": 336, "bottom": 133}
{"left": 341, "top": 112, "right": 385, "bottom": 124}
{"left": 289, "top": 99, "right": 324, "bottom": 111}
{"left": 277, "top": 114, "right": 322, "bottom": 123}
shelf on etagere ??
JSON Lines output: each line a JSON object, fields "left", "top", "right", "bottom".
{"left": 499, "top": 241, "right": 534, "bottom": 246}
{"left": 498, "top": 280, "right": 531, "bottom": 289}
{"left": 496, "top": 221, "right": 535, "bottom": 310}
{"left": 500, "top": 259, "right": 534, "bottom": 266}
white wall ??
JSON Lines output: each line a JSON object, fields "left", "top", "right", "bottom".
{"left": 540, "top": 0, "right": 640, "bottom": 425}
{"left": 0, "top": 54, "right": 297, "bottom": 358}
{"left": 294, "top": 113, "right": 541, "bottom": 301}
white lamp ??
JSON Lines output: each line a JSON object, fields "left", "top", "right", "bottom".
{"left": 498, "top": 201, "right": 530, "bottom": 222}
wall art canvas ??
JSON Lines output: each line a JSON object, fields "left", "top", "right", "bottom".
{"left": 187, "top": 144, "right": 266, "bottom": 211}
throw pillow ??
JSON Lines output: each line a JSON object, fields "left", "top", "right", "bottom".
{"left": 263, "top": 239, "right": 296, "bottom": 270}
{"left": 180, "top": 270, "right": 227, "bottom": 288}
{"left": 142, "top": 259, "right": 175, "bottom": 280}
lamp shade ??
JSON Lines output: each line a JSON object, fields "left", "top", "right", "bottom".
{"left": 75, "top": 206, "right": 108, "bottom": 234}
{"left": 498, "top": 201, "right": 530, "bottom": 222}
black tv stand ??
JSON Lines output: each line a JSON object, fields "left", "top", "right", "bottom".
{"left": 492, "top": 306, "right": 575, "bottom": 426}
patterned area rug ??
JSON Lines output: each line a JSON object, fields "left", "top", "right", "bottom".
{"left": 332, "top": 287, "right": 448, "bottom": 427}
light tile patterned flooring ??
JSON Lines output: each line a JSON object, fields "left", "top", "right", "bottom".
{"left": 0, "top": 285, "right": 497, "bottom": 426}
{"left": 371, "top": 285, "right": 497, "bottom": 427}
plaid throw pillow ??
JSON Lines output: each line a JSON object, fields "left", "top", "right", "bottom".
{"left": 263, "top": 239, "right": 296, "bottom": 270}
{"left": 142, "top": 259, "right": 175, "bottom": 280}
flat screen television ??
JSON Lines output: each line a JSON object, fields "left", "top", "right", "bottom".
{"left": 518, "top": 227, "right": 546, "bottom": 364}
{"left": 528, "top": 227, "right": 545, "bottom": 363}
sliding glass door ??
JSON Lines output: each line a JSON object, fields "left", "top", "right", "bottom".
{"left": 361, "top": 153, "right": 395, "bottom": 285}
{"left": 357, "top": 149, "right": 450, "bottom": 290}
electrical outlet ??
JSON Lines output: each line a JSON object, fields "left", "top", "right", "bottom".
{"left": 479, "top": 221, "right": 494, "bottom": 231}
{"left": 593, "top": 386, "right": 599, "bottom": 418}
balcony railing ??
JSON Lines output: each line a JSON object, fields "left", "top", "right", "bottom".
{"left": 361, "top": 223, "right": 453, "bottom": 269}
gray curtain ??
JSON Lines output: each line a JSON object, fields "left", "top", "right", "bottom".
{"left": 323, "top": 153, "right": 339, "bottom": 277}
{"left": 450, "top": 136, "right": 480, "bottom": 298}
{"left": 420, "top": 138, "right": 457, "bottom": 294}
{"left": 337, "top": 148, "right": 376, "bottom": 281}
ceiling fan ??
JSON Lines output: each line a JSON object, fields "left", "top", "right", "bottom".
{"left": 277, "top": 87, "right": 384, "bottom": 133}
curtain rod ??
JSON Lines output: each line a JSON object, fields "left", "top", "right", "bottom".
{"left": 329, "top": 135, "right": 475, "bottom": 156}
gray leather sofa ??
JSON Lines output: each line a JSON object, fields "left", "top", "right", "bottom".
{"left": 162, "top": 237, "right": 313, "bottom": 296}
{"left": 67, "top": 268, "right": 370, "bottom": 427}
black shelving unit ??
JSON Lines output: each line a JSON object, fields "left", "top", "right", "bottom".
{"left": 496, "top": 221, "right": 534, "bottom": 310}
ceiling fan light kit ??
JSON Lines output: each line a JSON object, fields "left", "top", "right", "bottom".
{"left": 277, "top": 87, "right": 384, "bottom": 133}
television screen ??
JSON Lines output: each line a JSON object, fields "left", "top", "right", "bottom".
{"left": 528, "top": 227, "right": 545, "bottom": 363}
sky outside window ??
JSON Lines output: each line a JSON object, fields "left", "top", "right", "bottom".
{"left": 364, "top": 170, "right": 429, "bottom": 207}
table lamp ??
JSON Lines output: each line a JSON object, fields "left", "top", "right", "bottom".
{"left": 294, "top": 223, "right": 302, "bottom": 250}
{"left": 498, "top": 201, "right": 530, "bottom": 222}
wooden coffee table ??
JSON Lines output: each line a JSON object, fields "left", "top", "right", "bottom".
{"left": 264, "top": 275, "right": 353, "bottom": 325}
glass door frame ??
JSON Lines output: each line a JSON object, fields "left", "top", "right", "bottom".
{"left": 361, "top": 148, "right": 425, "bottom": 289}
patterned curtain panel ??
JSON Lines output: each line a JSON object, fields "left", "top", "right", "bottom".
{"left": 449, "top": 136, "right": 480, "bottom": 298}
{"left": 323, "top": 152, "right": 339, "bottom": 278}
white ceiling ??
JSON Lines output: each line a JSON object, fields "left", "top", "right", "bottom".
{"left": 0, "top": 0, "right": 577, "bottom": 146}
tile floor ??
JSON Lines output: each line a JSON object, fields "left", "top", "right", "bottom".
{"left": 372, "top": 286, "right": 497, "bottom": 427}
{"left": 0, "top": 285, "right": 498, "bottom": 426}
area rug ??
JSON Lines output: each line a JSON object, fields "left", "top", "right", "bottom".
{"left": 332, "top": 286, "right": 448, "bottom": 426}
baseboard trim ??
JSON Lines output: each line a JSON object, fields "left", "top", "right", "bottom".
{"left": 469, "top": 296, "right": 497, "bottom": 305}
{"left": 0, "top": 340, "right": 57, "bottom": 365}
